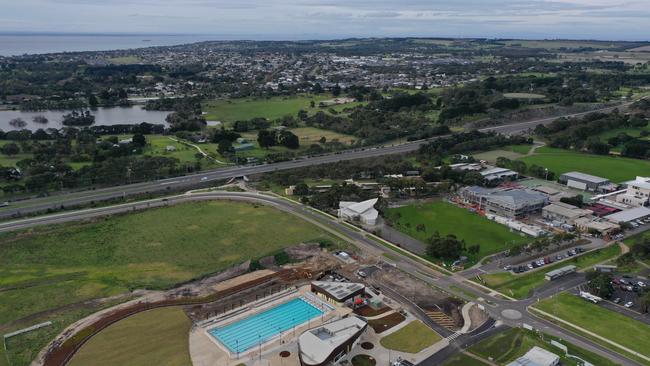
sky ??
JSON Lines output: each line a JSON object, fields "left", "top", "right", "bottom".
{"left": 2, "top": 0, "right": 649, "bottom": 40}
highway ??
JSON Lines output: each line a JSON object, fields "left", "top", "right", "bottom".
{"left": 0, "top": 102, "right": 628, "bottom": 220}
{"left": 0, "top": 190, "right": 643, "bottom": 366}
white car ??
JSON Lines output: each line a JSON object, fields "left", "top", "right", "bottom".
{"left": 638, "top": 281, "right": 647, "bottom": 287}
{"left": 624, "top": 302, "right": 634, "bottom": 308}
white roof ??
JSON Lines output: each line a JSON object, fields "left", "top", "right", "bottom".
{"left": 561, "top": 171, "right": 609, "bottom": 184}
{"left": 299, "top": 317, "right": 367, "bottom": 365}
{"left": 605, "top": 206, "right": 650, "bottom": 223}
{"left": 628, "top": 177, "right": 650, "bottom": 190}
{"left": 542, "top": 202, "right": 591, "bottom": 219}
{"left": 507, "top": 346, "right": 560, "bottom": 366}
{"left": 339, "top": 198, "right": 378, "bottom": 215}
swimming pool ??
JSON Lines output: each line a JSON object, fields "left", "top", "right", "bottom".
{"left": 209, "top": 297, "right": 325, "bottom": 353}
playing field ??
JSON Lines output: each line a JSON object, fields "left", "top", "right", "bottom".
{"left": 386, "top": 201, "right": 529, "bottom": 263}
{"left": 479, "top": 245, "right": 621, "bottom": 299}
{"left": 534, "top": 292, "right": 650, "bottom": 360}
{"left": 203, "top": 95, "right": 360, "bottom": 124}
{"left": 69, "top": 307, "right": 191, "bottom": 366}
{"left": 518, "top": 146, "right": 650, "bottom": 183}
{"left": 379, "top": 320, "right": 441, "bottom": 353}
{"left": 0, "top": 201, "right": 337, "bottom": 327}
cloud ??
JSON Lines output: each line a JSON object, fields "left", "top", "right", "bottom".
{"left": 0, "top": 0, "right": 648, "bottom": 40}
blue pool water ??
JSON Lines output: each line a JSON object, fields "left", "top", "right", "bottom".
{"left": 209, "top": 297, "right": 324, "bottom": 353}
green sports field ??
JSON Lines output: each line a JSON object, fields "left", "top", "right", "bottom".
{"left": 385, "top": 201, "right": 529, "bottom": 263}
{"left": 69, "top": 307, "right": 191, "bottom": 366}
{"left": 518, "top": 146, "right": 650, "bottom": 183}
{"left": 202, "top": 95, "right": 360, "bottom": 124}
{"left": 534, "top": 292, "right": 650, "bottom": 361}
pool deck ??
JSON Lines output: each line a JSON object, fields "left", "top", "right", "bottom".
{"left": 190, "top": 285, "right": 351, "bottom": 366}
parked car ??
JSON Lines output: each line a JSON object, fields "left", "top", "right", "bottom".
{"left": 613, "top": 297, "right": 621, "bottom": 304}
{"left": 527, "top": 263, "right": 534, "bottom": 270}
{"left": 638, "top": 281, "right": 647, "bottom": 288}
{"left": 556, "top": 255, "right": 564, "bottom": 260}
{"left": 504, "top": 265, "right": 512, "bottom": 271}
{"left": 625, "top": 302, "right": 634, "bottom": 308}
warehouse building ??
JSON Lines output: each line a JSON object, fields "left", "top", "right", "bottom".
{"left": 460, "top": 186, "right": 549, "bottom": 219}
{"left": 480, "top": 167, "right": 519, "bottom": 183}
{"left": 559, "top": 172, "right": 614, "bottom": 193}
{"left": 605, "top": 206, "right": 650, "bottom": 224}
{"left": 542, "top": 202, "right": 592, "bottom": 224}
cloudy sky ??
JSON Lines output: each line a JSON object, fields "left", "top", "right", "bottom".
{"left": 2, "top": 0, "right": 649, "bottom": 40}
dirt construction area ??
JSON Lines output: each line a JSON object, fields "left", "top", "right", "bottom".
{"left": 369, "top": 265, "right": 464, "bottom": 328}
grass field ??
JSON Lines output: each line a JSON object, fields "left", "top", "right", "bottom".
{"left": 534, "top": 292, "right": 650, "bottom": 360}
{"left": 478, "top": 244, "right": 621, "bottom": 299}
{"left": 386, "top": 201, "right": 529, "bottom": 263}
{"left": 0, "top": 201, "right": 339, "bottom": 365}
{"left": 69, "top": 307, "right": 191, "bottom": 366}
{"left": 468, "top": 328, "right": 619, "bottom": 366}
{"left": 472, "top": 144, "right": 531, "bottom": 163}
{"left": 519, "top": 146, "right": 650, "bottom": 183}
{"left": 0, "top": 201, "right": 337, "bottom": 326}
{"left": 202, "top": 94, "right": 360, "bottom": 124}
{"left": 379, "top": 320, "right": 441, "bottom": 353}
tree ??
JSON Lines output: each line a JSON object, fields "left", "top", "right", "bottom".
{"left": 426, "top": 231, "right": 465, "bottom": 260}
{"left": 294, "top": 182, "right": 309, "bottom": 196}
{"left": 640, "top": 292, "right": 650, "bottom": 314}
{"left": 132, "top": 133, "right": 146, "bottom": 147}
{"left": 560, "top": 195, "right": 584, "bottom": 208}
{"left": 88, "top": 94, "right": 98, "bottom": 108}
{"left": 467, "top": 244, "right": 481, "bottom": 255}
{"left": 1, "top": 143, "right": 20, "bottom": 156}
{"left": 9, "top": 118, "right": 26, "bottom": 128}
{"left": 279, "top": 130, "right": 300, "bottom": 149}
{"left": 332, "top": 84, "right": 342, "bottom": 97}
{"left": 257, "top": 130, "right": 276, "bottom": 149}
{"left": 217, "top": 139, "right": 233, "bottom": 155}
{"left": 587, "top": 272, "right": 614, "bottom": 299}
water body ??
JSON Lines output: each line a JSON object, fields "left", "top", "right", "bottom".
{"left": 0, "top": 34, "right": 220, "bottom": 56}
{"left": 0, "top": 106, "right": 170, "bottom": 131}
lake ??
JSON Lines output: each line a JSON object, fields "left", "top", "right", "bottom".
{"left": 0, "top": 106, "right": 170, "bottom": 131}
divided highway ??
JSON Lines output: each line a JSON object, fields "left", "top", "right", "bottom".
{"left": 0, "top": 103, "right": 627, "bottom": 220}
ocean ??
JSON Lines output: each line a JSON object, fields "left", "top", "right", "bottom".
{"left": 0, "top": 34, "right": 221, "bottom": 56}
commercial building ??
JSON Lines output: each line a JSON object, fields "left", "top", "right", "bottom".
{"left": 338, "top": 198, "right": 379, "bottom": 225}
{"left": 542, "top": 202, "right": 592, "bottom": 224}
{"left": 558, "top": 172, "right": 614, "bottom": 192}
{"left": 460, "top": 186, "right": 549, "bottom": 219}
{"left": 605, "top": 206, "right": 650, "bottom": 224}
{"left": 545, "top": 265, "right": 576, "bottom": 281}
{"left": 298, "top": 317, "right": 368, "bottom": 366}
{"left": 311, "top": 281, "right": 365, "bottom": 304}
{"left": 616, "top": 176, "right": 650, "bottom": 207}
{"left": 480, "top": 167, "right": 519, "bottom": 183}
{"left": 574, "top": 217, "right": 620, "bottom": 236}
{"left": 506, "top": 346, "right": 560, "bottom": 366}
